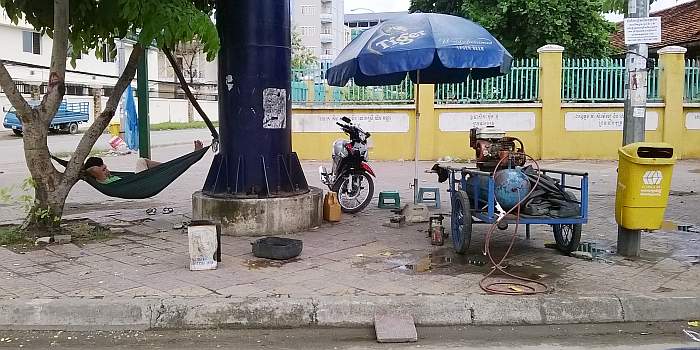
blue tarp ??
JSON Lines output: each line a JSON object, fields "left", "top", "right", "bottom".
{"left": 124, "top": 85, "right": 139, "bottom": 150}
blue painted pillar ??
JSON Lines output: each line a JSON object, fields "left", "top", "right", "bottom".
{"left": 204, "top": 0, "right": 308, "bottom": 197}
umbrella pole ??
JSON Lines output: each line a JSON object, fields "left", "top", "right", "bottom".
{"left": 413, "top": 70, "right": 421, "bottom": 204}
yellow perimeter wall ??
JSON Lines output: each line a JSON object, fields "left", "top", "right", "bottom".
{"left": 291, "top": 104, "right": 698, "bottom": 161}
{"left": 291, "top": 45, "right": 700, "bottom": 161}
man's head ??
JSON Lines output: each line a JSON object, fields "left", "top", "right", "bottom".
{"left": 84, "top": 157, "right": 110, "bottom": 181}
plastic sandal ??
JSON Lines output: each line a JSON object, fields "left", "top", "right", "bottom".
{"left": 146, "top": 208, "right": 157, "bottom": 215}
{"left": 162, "top": 207, "right": 174, "bottom": 214}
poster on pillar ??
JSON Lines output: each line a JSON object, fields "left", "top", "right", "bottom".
{"left": 438, "top": 112, "right": 536, "bottom": 132}
{"left": 565, "top": 111, "right": 659, "bottom": 131}
{"left": 262, "top": 88, "right": 287, "bottom": 129}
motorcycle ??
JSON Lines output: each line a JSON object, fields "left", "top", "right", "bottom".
{"left": 319, "top": 117, "right": 375, "bottom": 213}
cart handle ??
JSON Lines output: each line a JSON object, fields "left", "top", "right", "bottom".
{"left": 540, "top": 168, "right": 589, "bottom": 177}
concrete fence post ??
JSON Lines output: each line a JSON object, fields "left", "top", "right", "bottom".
{"left": 658, "top": 46, "right": 688, "bottom": 158}
{"left": 538, "top": 45, "right": 565, "bottom": 159}
{"left": 306, "top": 79, "right": 315, "bottom": 105}
{"left": 416, "top": 83, "right": 436, "bottom": 160}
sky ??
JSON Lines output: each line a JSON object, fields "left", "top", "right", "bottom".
{"left": 344, "top": 0, "right": 410, "bottom": 13}
{"left": 344, "top": 0, "right": 694, "bottom": 20}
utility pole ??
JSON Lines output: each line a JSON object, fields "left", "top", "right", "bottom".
{"left": 618, "top": 0, "right": 650, "bottom": 257}
{"left": 137, "top": 53, "right": 151, "bottom": 159}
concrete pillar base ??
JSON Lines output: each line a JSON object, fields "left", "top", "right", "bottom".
{"left": 192, "top": 188, "right": 323, "bottom": 236}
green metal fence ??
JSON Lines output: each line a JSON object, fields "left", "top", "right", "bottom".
{"left": 292, "top": 58, "right": 675, "bottom": 105}
{"left": 686, "top": 59, "right": 700, "bottom": 102}
{"left": 434, "top": 59, "right": 540, "bottom": 104}
{"left": 338, "top": 77, "right": 414, "bottom": 104}
{"left": 292, "top": 68, "right": 414, "bottom": 105}
{"left": 561, "top": 58, "right": 660, "bottom": 103}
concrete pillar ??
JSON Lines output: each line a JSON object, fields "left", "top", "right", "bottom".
{"left": 658, "top": 46, "right": 688, "bottom": 158}
{"left": 537, "top": 45, "right": 565, "bottom": 159}
{"left": 306, "top": 79, "right": 315, "bottom": 105}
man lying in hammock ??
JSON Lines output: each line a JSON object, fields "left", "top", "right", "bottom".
{"left": 83, "top": 140, "right": 204, "bottom": 184}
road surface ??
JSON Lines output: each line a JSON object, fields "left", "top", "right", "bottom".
{"left": 0, "top": 323, "right": 697, "bottom": 349}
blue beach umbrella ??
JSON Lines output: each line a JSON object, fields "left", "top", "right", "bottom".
{"left": 327, "top": 13, "right": 512, "bottom": 202}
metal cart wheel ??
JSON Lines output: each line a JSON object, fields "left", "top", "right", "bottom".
{"left": 451, "top": 190, "right": 472, "bottom": 254}
{"left": 552, "top": 224, "right": 582, "bottom": 254}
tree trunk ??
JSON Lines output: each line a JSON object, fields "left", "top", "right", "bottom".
{"left": 20, "top": 117, "right": 72, "bottom": 230}
{"left": 187, "top": 100, "right": 195, "bottom": 123}
{"left": 20, "top": 47, "right": 143, "bottom": 231}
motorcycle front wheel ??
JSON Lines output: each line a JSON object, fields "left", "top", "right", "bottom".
{"left": 332, "top": 171, "right": 374, "bottom": 214}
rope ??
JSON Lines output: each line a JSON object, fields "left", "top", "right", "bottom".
{"left": 479, "top": 153, "right": 549, "bottom": 295}
{"left": 162, "top": 47, "right": 219, "bottom": 141}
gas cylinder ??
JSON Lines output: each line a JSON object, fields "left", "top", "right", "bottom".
{"left": 494, "top": 168, "right": 531, "bottom": 211}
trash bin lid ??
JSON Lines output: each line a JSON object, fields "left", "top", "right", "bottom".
{"left": 618, "top": 142, "right": 676, "bottom": 165}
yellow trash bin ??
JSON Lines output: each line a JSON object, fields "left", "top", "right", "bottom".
{"left": 615, "top": 142, "right": 676, "bottom": 230}
{"left": 107, "top": 123, "right": 120, "bottom": 136}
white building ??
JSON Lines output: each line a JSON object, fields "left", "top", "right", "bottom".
{"left": 292, "top": 0, "right": 347, "bottom": 64}
{"left": 0, "top": 11, "right": 220, "bottom": 128}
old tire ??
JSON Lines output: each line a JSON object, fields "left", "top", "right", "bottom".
{"left": 552, "top": 224, "right": 582, "bottom": 254}
{"left": 451, "top": 190, "right": 472, "bottom": 254}
{"left": 68, "top": 122, "right": 79, "bottom": 135}
{"left": 251, "top": 237, "right": 303, "bottom": 260}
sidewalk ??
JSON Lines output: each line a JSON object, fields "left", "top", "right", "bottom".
{"left": 0, "top": 145, "right": 698, "bottom": 329}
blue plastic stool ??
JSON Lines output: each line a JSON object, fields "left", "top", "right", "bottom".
{"left": 417, "top": 187, "right": 441, "bottom": 208}
{"left": 378, "top": 191, "right": 401, "bottom": 209}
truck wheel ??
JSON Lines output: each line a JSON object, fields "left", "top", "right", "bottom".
{"left": 12, "top": 129, "right": 22, "bottom": 136}
{"left": 68, "top": 123, "right": 79, "bottom": 135}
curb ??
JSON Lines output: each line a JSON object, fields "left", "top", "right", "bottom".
{"left": 0, "top": 294, "right": 698, "bottom": 330}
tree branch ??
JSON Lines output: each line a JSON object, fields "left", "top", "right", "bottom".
{"left": 164, "top": 47, "right": 218, "bottom": 139}
{"left": 62, "top": 45, "right": 144, "bottom": 183}
{"left": 0, "top": 61, "right": 33, "bottom": 119}
{"left": 41, "top": 0, "right": 70, "bottom": 120}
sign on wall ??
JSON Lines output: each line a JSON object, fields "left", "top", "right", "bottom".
{"left": 565, "top": 111, "right": 659, "bottom": 131}
{"left": 292, "top": 113, "right": 410, "bottom": 133}
{"left": 686, "top": 113, "right": 700, "bottom": 130}
{"left": 438, "top": 112, "right": 536, "bottom": 132}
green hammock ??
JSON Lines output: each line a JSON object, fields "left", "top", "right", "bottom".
{"left": 51, "top": 146, "right": 210, "bottom": 199}
{"left": 48, "top": 48, "right": 218, "bottom": 200}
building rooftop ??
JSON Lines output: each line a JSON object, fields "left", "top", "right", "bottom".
{"left": 611, "top": 0, "right": 700, "bottom": 55}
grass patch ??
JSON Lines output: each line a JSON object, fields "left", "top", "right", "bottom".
{"left": 0, "top": 226, "right": 31, "bottom": 246}
{"left": 150, "top": 121, "right": 219, "bottom": 131}
{"left": 0, "top": 220, "right": 113, "bottom": 253}
{"left": 67, "top": 221, "right": 112, "bottom": 244}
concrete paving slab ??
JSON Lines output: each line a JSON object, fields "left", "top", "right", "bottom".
{"left": 374, "top": 312, "right": 417, "bottom": 343}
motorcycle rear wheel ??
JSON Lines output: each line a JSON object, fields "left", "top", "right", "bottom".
{"left": 332, "top": 171, "right": 374, "bottom": 214}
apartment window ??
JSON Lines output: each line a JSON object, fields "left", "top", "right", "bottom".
{"left": 65, "top": 84, "right": 87, "bottom": 96}
{"left": 102, "top": 42, "right": 116, "bottom": 62}
{"left": 22, "top": 31, "right": 41, "bottom": 55}
{"left": 300, "top": 5, "right": 315, "bottom": 15}
{"left": 300, "top": 26, "right": 316, "bottom": 37}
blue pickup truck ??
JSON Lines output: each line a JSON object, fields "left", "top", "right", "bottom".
{"left": 3, "top": 100, "right": 90, "bottom": 136}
